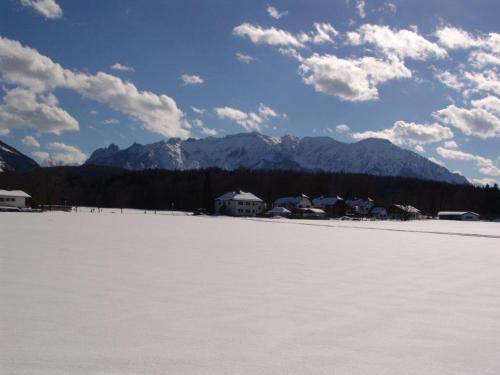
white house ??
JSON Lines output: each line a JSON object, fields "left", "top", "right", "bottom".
{"left": 346, "top": 197, "right": 374, "bottom": 216}
{"left": 215, "top": 190, "right": 265, "bottom": 216}
{"left": 438, "top": 211, "right": 480, "bottom": 221}
{"left": 0, "top": 190, "right": 31, "bottom": 209}
{"left": 274, "top": 194, "right": 312, "bottom": 210}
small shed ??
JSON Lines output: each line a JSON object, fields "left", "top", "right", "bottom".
{"left": 0, "top": 189, "right": 31, "bottom": 209}
{"left": 438, "top": 211, "right": 480, "bottom": 221}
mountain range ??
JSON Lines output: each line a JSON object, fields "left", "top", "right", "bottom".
{"left": 0, "top": 140, "right": 39, "bottom": 173}
{"left": 85, "top": 132, "right": 468, "bottom": 184}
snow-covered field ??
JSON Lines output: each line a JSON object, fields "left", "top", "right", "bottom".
{"left": 1, "top": 212, "right": 500, "bottom": 375}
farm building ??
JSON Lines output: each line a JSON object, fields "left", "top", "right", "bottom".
{"left": 369, "top": 206, "right": 388, "bottom": 219}
{"left": 214, "top": 190, "right": 265, "bottom": 216}
{"left": 346, "top": 197, "right": 374, "bottom": 216}
{"left": 266, "top": 206, "right": 291, "bottom": 218}
{"left": 274, "top": 194, "right": 312, "bottom": 210}
{"left": 312, "top": 196, "right": 347, "bottom": 217}
{"left": 388, "top": 204, "right": 421, "bottom": 220}
{"left": 438, "top": 211, "right": 480, "bottom": 221}
{"left": 0, "top": 190, "right": 31, "bottom": 209}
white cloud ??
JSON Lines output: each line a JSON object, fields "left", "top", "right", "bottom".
{"left": 180, "top": 74, "right": 204, "bottom": 85}
{"left": 214, "top": 103, "right": 282, "bottom": 131}
{"left": 233, "top": 23, "right": 338, "bottom": 48}
{"left": 433, "top": 102, "right": 500, "bottom": 138}
{"left": 436, "top": 147, "right": 500, "bottom": 177}
{"left": 35, "top": 142, "right": 87, "bottom": 166}
{"left": 443, "top": 140, "right": 458, "bottom": 149}
{"left": 469, "top": 51, "right": 500, "bottom": 68}
{"left": 356, "top": 0, "right": 366, "bottom": 18}
{"left": 110, "top": 63, "right": 134, "bottom": 72}
{"left": 469, "top": 177, "right": 499, "bottom": 186}
{"left": 233, "top": 23, "right": 304, "bottom": 48}
{"left": 0, "top": 36, "right": 188, "bottom": 138}
{"left": 463, "top": 70, "right": 500, "bottom": 96}
{"left": 21, "top": 135, "right": 40, "bottom": 148}
{"left": 0, "top": 87, "right": 79, "bottom": 135}
{"left": 351, "top": 120, "right": 454, "bottom": 145}
{"left": 347, "top": 24, "right": 447, "bottom": 60}
{"left": 299, "top": 53, "right": 411, "bottom": 101}
{"left": 201, "top": 127, "right": 218, "bottom": 136}
{"left": 191, "top": 106, "right": 206, "bottom": 115}
{"left": 336, "top": 124, "right": 350, "bottom": 133}
{"left": 415, "top": 145, "right": 425, "bottom": 153}
{"left": 20, "top": 0, "right": 62, "bottom": 19}
{"left": 102, "top": 118, "right": 119, "bottom": 125}
{"left": 236, "top": 52, "right": 255, "bottom": 63}
{"left": 278, "top": 47, "right": 303, "bottom": 61}
{"left": 266, "top": 5, "right": 288, "bottom": 19}
{"left": 433, "top": 69, "right": 464, "bottom": 91}
{"left": 429, "top": 157, "right": 446, "bottom": 167}
{"left": 191, "top": 119, "right": 204, "bottom": 127}
{"left": 434, "top": 26, "right": 481, "bottom": 50}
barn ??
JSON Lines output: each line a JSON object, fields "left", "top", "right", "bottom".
{"left": 438, "top": 211, "right": 480, "bottom": 221}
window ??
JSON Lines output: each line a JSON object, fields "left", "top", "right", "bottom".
{"left": 0, "top": 198, "right": 4, "bottom": 202}
{"left": 245, "top": 202, "right": 250, "bottom": 206}
{"left": 238, "top": 202, "right": 243, "bottom": 206}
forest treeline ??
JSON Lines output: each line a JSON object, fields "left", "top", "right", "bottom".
{"left": 0, "top": 165, "right": 499, "bottom": 218}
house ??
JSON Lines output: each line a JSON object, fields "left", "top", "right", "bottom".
{"left": 266, "top": 206, "right": 291, "bottom": 218}
{"left": 0, "top": 189, "right": 31, "bottom": 209}
{"left": 388, "top": 204, "right": 421, "bottom": 220}
{"left": 291, "top": 207, "right": 327, "bottom": 219}
{"left": 345, "top": 197, "right": 374, "bottom": 216}
{"left": 438, "top": 211, "right": 480, "bottom": 221}
{"left": 274, "top": 194, "right": 312, "bottom": 210}
{"left": 369, "top": 206, "right": 388, "bottom": 219}
{"left": 312, "top": 196, "right": 347, "bottom": 217}
{"left": 214, "top": 190, "right": 265, "bottom": 216}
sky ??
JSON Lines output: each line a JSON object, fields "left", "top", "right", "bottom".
{"left": 0, "top": 0, "right": 499, "bottom": 185}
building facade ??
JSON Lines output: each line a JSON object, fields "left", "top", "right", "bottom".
{"left": 215, "top": 190, "right": 265, "bottom": 216}
{"left": 274, "top": 194, "right": 312, "bottom": 210}
{"left": 0, "top": 190, "right": 31, "bottom": 208}
{"left": 438, "top": 211, "right": 480, "bottom": 221}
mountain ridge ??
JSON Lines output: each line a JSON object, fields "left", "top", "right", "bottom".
{"left": 85, "top": 132, "right": 468, "bottom": 185}
{"left": 0, "top": 140, "right": 40, "bottom": 173}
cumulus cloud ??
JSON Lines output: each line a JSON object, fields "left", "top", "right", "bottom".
{"left": 34, "top": 142, "right": 87, "bottom": 166}
{"left": 110, "top": 63, "right": 134, "bottom": 72}
{"left": 434, "top": 26, "right": 481, "bottom": 50}
{"left": 21, "top": 135, "right": 40, "bottom": 148}
{"left": 214, "top": 103, "right": 282, "bottom": 131}
{"left": 266, "top": 5, "right": 288, "bottom": 19}
{"left": 299, "top": 53, "right": 411, "bottom": 101}
{"left": 433, "top": 100, "right": 500, "bottom": 138}
{"left": 436, "top": 147, "right": 500, "bottom": 177}
{"left": 433, "top": 69, "right": 464, "bottom": 91}
{"left": 429, "top": 157, "right": 446, "bottom": 167}
{"left": 233, "top": 23, "right": 338, "bottom": 48}
{"left": 347, "top": 24, "right": 447, "bottom": 60}
{"left": 201, "top": 127, "right": 218, "bottom": 136}
{"left": 355, "top": 0, "right": 366, "bottom": 18}
{"left": 414, "top": 145, "right": 425, "bottom": 153}
{"left": 351, "top": 120, "right": 454, "bottom": 145}
{"left": 20, "top": 0, "right": 62, "bottom": 19}
{"left": 236, "top": 52, "right": 255, "bottom": 63}
{"left": 443, "top": 140, "right": 458, "bottom": 149}
{"left": 0, "top": 87, "right": 79, "bottom": 135}
{"left": 191, "top": 106, "right": 206, "bottom": 115}
{"left": 0, "top": 36, "right": 188, "bottom": 138}
{"left": 336, "top": 124, "right": 350, "bottom": 133}
{"left": 180, "top": 74, "right": 204, "bottom": 85}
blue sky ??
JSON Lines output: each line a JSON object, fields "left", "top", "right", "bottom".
{"left": 0, "top": 0, "right": 499, "bottom": 184}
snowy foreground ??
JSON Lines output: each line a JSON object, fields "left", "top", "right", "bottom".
{"left": 1, "top": 213, "right": 500, "bottom": 375}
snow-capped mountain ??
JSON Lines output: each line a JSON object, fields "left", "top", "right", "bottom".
{"left": 0, "top": 140, "right": 39, "bottom": 173}
{"left": 86, "top": 132, "right": 468, "bottom": 184}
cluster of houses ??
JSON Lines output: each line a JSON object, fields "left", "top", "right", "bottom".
{"left": 0, "top": 188, "right": 484, "bottom": 221}
{"left": 214, "top": 190, "right": 482, "bottom": 221}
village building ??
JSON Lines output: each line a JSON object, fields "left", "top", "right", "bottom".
{"left": 312, "top": 196, "right": 347, "bottom": 217}
{"left": 369, "top": 206, "right": 388, "bottom": 219}
{"left": 345, "top": 197, "right": 374, "bottom": 216}
{"left": 438, "top": 211, "right": 480, "bottom": 221}
{"left": 214, "top": 190, "right": 265, "bottom": 216}
{"left": 266, "top": 206, "right": 291, "bottom": 218}
{"left": 0, "top": 189, "right": 31, "bottom": 210}
{"left": 291, "top": 207, "right": 327, "bottom": 219}
{"left": 274, "top": 194, "right": 312, "bottom": 210}
{"left": 388, "top": 204, "right": 421, "bottom": 220}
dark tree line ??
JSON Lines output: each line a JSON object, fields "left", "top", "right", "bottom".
{"left": 0, "top": 165, "right": 499, "bottom": 219}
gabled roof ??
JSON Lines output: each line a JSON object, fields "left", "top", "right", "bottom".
{"left": 267, "top": 206, "right": 291, "bottom": 214}
{"left": 393, "top": 204, "right": 420, "bottom": 213}
{"left": 0, "top": 189, "right": 31, "bottom": 198}
{"left": 313, "top": 196, "right": 343, "bottom": 206}
{"left": 274, "top": 195, "right": 311, "bottom": 205}
{"left": 216, "top": 190, "right": 263, "bottom": 202}
{"left": 438, "top": 211, "right": 480, "bottom": 216}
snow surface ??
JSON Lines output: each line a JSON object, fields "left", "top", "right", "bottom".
{"left": 1, "top": 212, "right": 500, "bottom": 374}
